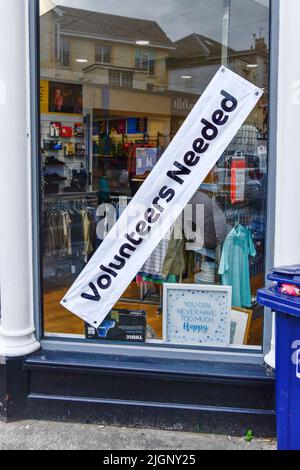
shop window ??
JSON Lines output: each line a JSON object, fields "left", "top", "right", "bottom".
{"left": 95, "top": 44, "right": 111, "bottom": 64}
{"left": 39, "top": 0, "right": 270, "bottom": 353}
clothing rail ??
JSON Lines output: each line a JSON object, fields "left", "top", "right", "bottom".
{"left": 43, "top": 197, "right": 98, "bottom": 212}
{"left": 44, "top": 191, "right": 98, "bottom": 201}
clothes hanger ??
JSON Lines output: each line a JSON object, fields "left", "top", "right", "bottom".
{"left": 234, "top": 210, "right": 240, "bottom": 228}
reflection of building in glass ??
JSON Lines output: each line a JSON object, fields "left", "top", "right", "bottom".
{"left": 40, "top": 5, "right": 269, "bottom": 195}
{"left": 167, "top": 33, "right": 269, "bottom": 133}
{"left": 40, "top": 6, "right": 179, "bottom": 191}
{"left": 41, "top": 6, "right": 175, "bottom": 92}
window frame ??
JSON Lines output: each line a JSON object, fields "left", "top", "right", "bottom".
{"left": 60, "top": 35, "right": 70, "bottom": 68}
{"left": 54, "top": 21, "right": 61, "bottom": 61}
{"left": 135, "top": 47, "right": 155, "bottom": 76}
{"left": 109, "top": 69, "right": 133, "bottom": 88}
{"left": 32, "top": 0, "right": 279, "bottom": 365}
{"left": 95, "top": 43, "right": 111, "bottom": 64}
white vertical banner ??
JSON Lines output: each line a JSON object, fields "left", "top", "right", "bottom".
{"left": 61, "top": 67, "right": 263, "bottom": 327}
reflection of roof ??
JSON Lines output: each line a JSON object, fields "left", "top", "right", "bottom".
{"left": 54, "top": 6, "right": 175, "bottom": 49}
{"left": 167, "top": 33, "right": 268, "bottom": 69}
{"left": 170, "top": 34, "right": 234, "bottom": 59}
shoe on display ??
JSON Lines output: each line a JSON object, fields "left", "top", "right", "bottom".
{"left": 45, "top": 173, "right": 67, "bottom": 182}
{"left": 45, "top": 156, "right": 65, "bottom": 166}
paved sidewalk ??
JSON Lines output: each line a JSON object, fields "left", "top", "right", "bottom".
{"left": 0, "top": 420, "right": 276, "bottom": 450}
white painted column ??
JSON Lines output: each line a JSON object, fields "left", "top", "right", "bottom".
{"left": 0, "top": 0, "right": 40, "bottom": 357}
{"left": 265, "top": 315, "right": 275, "bottom": 369}
{"left": 265, "top": 0, "right": 300, "bottom": 369}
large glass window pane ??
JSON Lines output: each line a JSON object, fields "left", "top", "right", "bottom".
{"left": 39, "top": 0, "right": 270, "bottom": 350}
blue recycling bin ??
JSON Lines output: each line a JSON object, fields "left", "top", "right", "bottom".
{"left": 258, "top": 265, "right": 300, "bottom": 451}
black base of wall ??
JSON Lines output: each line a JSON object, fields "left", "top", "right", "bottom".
{"left": 0, "top": 362, "right": 6, "bottom": 420}
{"left": 1, "top": 350, "right": 276, "bottom": 437}
{"left": 27, "top": 398, "right": 276, "bottom": 437}
{"left": 0, "top": 358, "right": 29, "bottom": 422}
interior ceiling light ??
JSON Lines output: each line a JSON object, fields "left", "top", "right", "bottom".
{"left": 181, "top": 75, "right": 192, "bottom": 79}
{"left": 247, "top": 64, "right": 258, "bottom": 68}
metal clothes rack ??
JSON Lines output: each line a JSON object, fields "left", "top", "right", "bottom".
{"left": 44, "top": 191, "right": 98, "bottom": 201}
{"left": 43, "top": 192, "right": 99, "bottom": 210}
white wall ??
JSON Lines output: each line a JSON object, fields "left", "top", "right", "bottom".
{"left": 264, "top": 0, "right": 300, "bottom": 369}
{"left": 274, "top": 0, "right": 300, "bottom": 266}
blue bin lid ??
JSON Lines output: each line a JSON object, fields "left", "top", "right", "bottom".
{"left": 257, "top": 286, "right": 300, "bottom": 318}
{"left": 267, "top": 264, "right": 300, "bottom": 286}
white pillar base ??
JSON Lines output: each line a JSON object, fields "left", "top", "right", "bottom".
{"left": 264, "top": 347, "right": 275, "bottom": 370}
{"left": 264, "top": 312, "right": 275, "bottom": 370}
{"left": 0, "top": 326, "right": 40, "bottom": 358}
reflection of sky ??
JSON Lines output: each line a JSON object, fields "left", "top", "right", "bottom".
{"left": 50, "top": 0, "right": 269, "bottom": 50}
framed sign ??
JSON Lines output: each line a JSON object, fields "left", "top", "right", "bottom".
{"left": 230, "top": 307, "right": 253, "bottom": 345}
{"left": 136, "top": 148, "right": 158, "bottom": 175}
{"left": 163, "top": 284, "right": 232, "bottom": 347}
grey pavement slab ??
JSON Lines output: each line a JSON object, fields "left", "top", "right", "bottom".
{"left": 0, "top": 420, "right": 276, "bottom": 450}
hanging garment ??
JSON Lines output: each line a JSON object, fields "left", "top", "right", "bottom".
{"left": 62, "top": 211, "right": 72, "bottom": 257}
{"left": 139, "top": 239, "right": 169, "bottom": 282}
{"left": 44, "top": 212, "right": 65, "bottom": 258}
{"left": 161, "top": 231, "right": 186, "bottom": 278}
{"left": 218, "top": 224, "right": 257, "bottom": 308}
{"left": 188, "top": 191, "right": 229, "bottom": 249}
{"left": 88, "top": 209, "right": 96, "bottom": 258}
{"left": 57, "top": 212, "right": 68, "bottom": 257}
{"left": 81, "top": 210, "right": 94, "bottom": 257}
{"left": 70, "top": 211, "right": 84, "bottom": 256}
{"left": 43, "top": 213, "right": 56, "bottom": 257}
